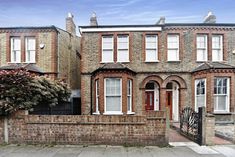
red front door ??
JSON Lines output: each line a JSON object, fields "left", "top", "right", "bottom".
{"left": 145, "top": 91, "right": 154, "bottom": 110}
{"left": 166, "top": 91, "right": 173, "bottom": 120}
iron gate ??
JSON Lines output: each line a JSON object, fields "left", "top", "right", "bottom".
{"left": 180, "top": 107, "right": 202, "bottom": 145}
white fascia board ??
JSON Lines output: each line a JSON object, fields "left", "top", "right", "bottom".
{"left": 80, "top": 27, "right": 162, "bottom": 33}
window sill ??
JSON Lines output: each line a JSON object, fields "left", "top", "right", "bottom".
{"left": 100, "top": 61, "right": 114, "bottom": 64}
{"left": 93, "top": 112, "right": 100, "bottom": 115}
{"left": 145, "top": 60, "right": 159, "bottom": 63}
{"left": 196, "top": 61, "right": 208, "bottom": 63}
{"left": 211, "top": 61, "right": 224, "bottom": 62}
{"left": 127, "top": 111, "right": 135, "bottom": 115}
{"left": 22, "top": 62, "right": 36, "bottom": 64}
{"left": 116, "top": 61, "right": 130, "bottom": 63}
{"left": 167, "top": 60, "right": 181, "bottom": 63}
{"left": 213, "top": 111, "right": 231, "bottom": 115}
{"left": 7, "top": 62, "right": 21, "bottom": 64}
{"left": 103, "top": 112, "right": 123, "bottom": 115}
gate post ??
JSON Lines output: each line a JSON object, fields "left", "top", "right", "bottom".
{"left": 199, "top": 107, "right": 215, "bottom": 145}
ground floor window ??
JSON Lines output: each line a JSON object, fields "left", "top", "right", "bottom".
{"left": 214, "top": 77, "right": 229, "bottom": 112}
{"left": 104, "top": 78, "right": 122, "bottom": 114}
{"left": 94, "top": 80, "right": 100, "bottom": 114}
{"left": 195, "top": 79, "right": 206, "bottom": 112}
{"left": 127, "top": 79, "right": 133, "bottom": 113}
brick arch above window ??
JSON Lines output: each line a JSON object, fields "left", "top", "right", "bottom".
{"left": 162, "top": 75, "right": 187, "bottom": 89}
{"left": 140, "top": 75, "right": 163, "bottom": 89}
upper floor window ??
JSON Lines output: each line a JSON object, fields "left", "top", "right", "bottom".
{"left": 212, "top": 35, "right": 223, "bottom": 62}
{"left": 167, "top": 35, "right": 179, "bottom": 61}
{"left": 195, "top": 79, "right": 206, "bottom": 112}
{"left": 117, "top": 35, "right": 129, "bottom": 62}
{"left": 214, "top": 77, "right": 229, "bottom": 112}
{"left": 145, "top": 35, "right": 158, "bottom": 62}
{"left": 102, "top": 35, "right": 113, "bottom": 63}
{"left": 196, "top": 35, "right": 208, "bottom": 61}
{"left": 10, "top": 37, "right": 21, "bottom": 63}
{"left": 25, "top": 37, "right": 36, "bottom": 63}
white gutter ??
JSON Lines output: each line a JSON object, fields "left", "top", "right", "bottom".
{"left": 79, "top": 26, "right": 162, "bottom": 33}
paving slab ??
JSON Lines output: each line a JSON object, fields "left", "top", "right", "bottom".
{"left": 104, "top": 146, "right": 127, "bottom": 157}
{"left": 77, "top": 146, "right": 106, "bottom": 157}
{"left": 211, "top": 145, "right": 235, "bottom": 157}
{"left": 126, "top": 147, "right": 152, "bottom": 157}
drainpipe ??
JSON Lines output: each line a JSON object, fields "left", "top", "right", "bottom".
{"left": 90, "top": 74, "right": 93, "bottom": 115}
{"left": 4, "top": 117, "right": 8, "bottom": 144}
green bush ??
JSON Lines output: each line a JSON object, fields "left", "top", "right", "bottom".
{"left": 0, "top": 69, "right": 71, "bottom": 115}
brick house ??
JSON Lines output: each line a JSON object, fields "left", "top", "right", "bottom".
{"left": 0, "top": 13, "right": 81, "bottom": 101}
{"left": 79, "top": 12, "right": 235, "bottom": 122}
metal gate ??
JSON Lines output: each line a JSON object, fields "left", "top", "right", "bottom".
{"left": 180, "top": 107, "right": 202, "bottom": 145}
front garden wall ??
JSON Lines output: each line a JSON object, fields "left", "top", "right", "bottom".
{"left": 0, "top": 111, "right": 167, "bottom": 146}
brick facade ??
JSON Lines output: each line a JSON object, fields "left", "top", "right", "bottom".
{"left": 0, "top": 26, "right": 80, "bottom": 91}
{"left": 80, "top": 24, "right": 235, "bottom": 121}
{"left": 0, "top": 110, "right": 168, "bottom": 146}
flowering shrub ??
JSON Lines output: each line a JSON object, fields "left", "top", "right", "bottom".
{"left": 0, "top": 69, "right": 71, "bottom": 115}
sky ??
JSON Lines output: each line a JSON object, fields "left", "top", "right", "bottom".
{"left": 0, "top": 0, "right": 235, "bottom": 30}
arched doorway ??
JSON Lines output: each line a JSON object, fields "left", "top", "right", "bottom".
{"left": 145, "top": 81, "right": 160, "bottom": 111}
{"left": 166, "top": 81, "right": 179, "bottom": 121}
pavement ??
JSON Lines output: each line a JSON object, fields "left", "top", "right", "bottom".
{"left": 0, "top": 144, "right": 235, "bottom": 157}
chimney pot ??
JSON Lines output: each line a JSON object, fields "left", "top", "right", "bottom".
{"left": 66, "top": 12, "right": 76, "bottom": 35}
{"left": 203, "top": 11, "right": 216, "bottom": 23}
{"left": 90, "top": 12, "right": 98, "bottom": 26}
{"left": 156, "top": 17, "right": 165, "bottom": 25}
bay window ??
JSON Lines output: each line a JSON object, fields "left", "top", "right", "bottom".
{"left": 145, "top": 35, "right": 158, "bottom": 62}
{"left": 104, "top": 78, "right": 122, "bottom": 114}
{"left": 127, "top": 79, "right": 133, "bottom": 114}
{"left": 167, "top": 35, "right": 179, "bottom": 61}
{"left": 196, "top": 35, "right": 208, "bottom": 61}
{"left": 195, "top": 79, "right": 206, "bottom": 112}
{"left": 212, "top": 35, "right": 223, "bottom": 61}
{"left": 214, "top": 78, "right": 229, "bottom": 112}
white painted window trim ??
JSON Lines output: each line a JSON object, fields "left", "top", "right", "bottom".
{"left": 25, "top": 37, "right": 36, "bottom": 63}
{"left": 167, "top": 35, "right": 180, "bottom": 61}
{"left": 10, "top": 37, "right": 21, "bottom": 63}
{"left": 101, "top": 36, "right": 114, "bottom": 63}
{"left": 127, "top": 79, "right": 134, "bottom": 114}
{"left": 117, "top": 35, "right": 129, "bottom": 62}
{"left": 214, "top": 77, "right": 230, "bottom": 113}
{"left": 212, "top": 35, "right": 223, "bottom": 62}
{"left": 195, "top": 78, "right": 206, "bottom": 112}
{"left": 104, "top": 78, "right": 123, "bottom": 115}
{"left": 196, "top": 35, "right": 208, "bottom": 62}
{"left": 145, "top": 35, "right": 158, "bottom": 62}
{"left": 93, "top": 80, "right": 100, "bottom": 115}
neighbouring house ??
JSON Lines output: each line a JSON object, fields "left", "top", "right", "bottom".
{"left": 0, "top": 13, "right": 81, "bottom": 113}
{"left": 79, "top": 12, "right": 235, "bottom": 123}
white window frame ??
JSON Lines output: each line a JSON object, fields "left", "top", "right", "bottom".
{"left": 104, "top": 78, "right": 123, "bottom": 115}
{"left": 25, "top": 37, "right": 36, "bottom": 63}
{"left": 93, "top": 80, "right": 100, "bottom": 115}
{"left": 214, "top": 77, "right": 230, "bottom": 113}
{"left": 145, "top": 35, "right": 158, "bottom": 62}
{"left": 195, "top": 79, "right": 206, "bottom": 112}
{"left": 127, "top": 79, "right": 134, "bottom": 114}
{"left": 167, "top": 35, "right": 180, "bottom": 61}
{"left": 10, "top": 37, "right": 21, "bottom": 63}
{"left": 196, "top": 35, "right": 208, "bottom": 62}
{"left": 117, "top": 35, "right": 129, "bottom": 62}
{"left": 101, "top": 36, "right": 114, "bottom": 63}
{"left": 212, "top": 35, "right": 223, "bottom": 62}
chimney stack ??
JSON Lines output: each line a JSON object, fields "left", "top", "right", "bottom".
{"left": 90, "top": 12, "right": 98, "bottom": 26}
{"left": 156, "top": 17, "right": 165, "bottom": 25}
{"left": 203, "top": 11, "right": 216, "bottom": 23}
{"left": 66, "top": 12, "right": 76, "bottom": 35}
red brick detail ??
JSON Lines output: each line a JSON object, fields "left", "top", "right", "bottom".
{"left": 162, "top": 75, "right": 187, "bottom": 89}
{"left": 140, "top": 75, "right": 163, "bottom": 89}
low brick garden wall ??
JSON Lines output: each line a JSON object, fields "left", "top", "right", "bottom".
{"left": 0, "top": 111, "right": 168, "bottom": 146}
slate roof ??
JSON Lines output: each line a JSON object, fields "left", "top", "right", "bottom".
{"left": 192, "top": 62, "right": 235, "bottom": 73}
{"left": 92, "top": 63, "right": 136, "bottom": 75}
{"left": 0, "top": 64, "right": 44, "bottom": 74}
